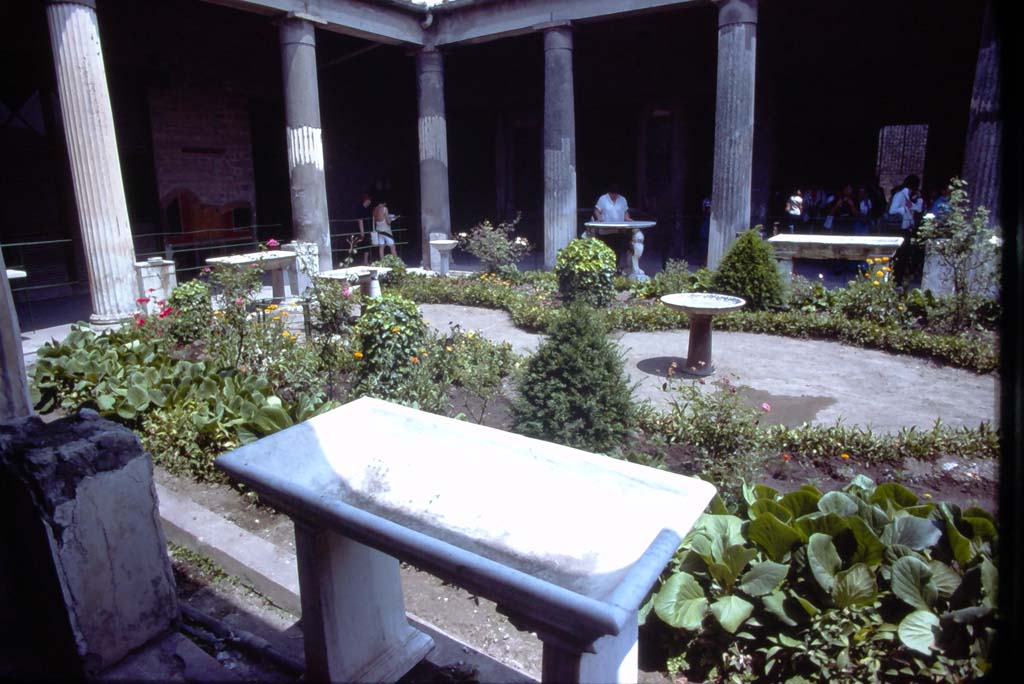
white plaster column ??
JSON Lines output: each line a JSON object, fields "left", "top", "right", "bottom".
{"left": 280, "top": 15, "right": 333, "bottom": 272}
{"left": 962, "top": 1, "right": 1000, "bottom": 225}
{"left": 543, "top": 25, "right": 579, "bottom": 270}
{"left": 45, "top": 0, "right": 138, "bottom": 324}
{"left": 416, "top": 48, "right": 453, "bottom": 269}
{"left": 707, "top": 0, "right": 758, "bottom": 270}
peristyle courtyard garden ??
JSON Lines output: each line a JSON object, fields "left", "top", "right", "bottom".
{"left": 26, "top": 181, "right": 1002, "bottom": 683}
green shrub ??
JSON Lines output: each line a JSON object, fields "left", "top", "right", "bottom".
{"left": 376, "top": 254, "right": 408, "bottom": 285}
{"left": 166, "top": 279, "right": 213, "bottom": 347}
{"left": 647, "top": 475, "right": 997, "bottom": 684}
{"left": 353, "top": 294, "right": 429, "bottom": 401}
{"left": 433, "top": 324, "right": 520, "bottom": 423}
{"left": 555, "top": 238, "right": 617, "bottom": 307}
{"left": 630, "top": 259, "right": 709, "bottom": 299}
{"left": 513, "top": 305, "right": 634, "bottom": 452}
{"left": 710, "top": 228, "right": 784, "bottom": 311}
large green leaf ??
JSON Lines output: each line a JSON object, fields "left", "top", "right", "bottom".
{"left": 945, "top": 519, "right": 978, "bottom": 565}
{"left": 126, "top": 384, "right": 149, "bottom": 411}
{"left": 883, "top": 515, "right": 942, "bottom": 551}
{"left": 848, "top": 516, "right": 885, "bottom": 568}
{"left": 654, "top": 572, "right": 708, "bottom": 631}
{"left": 709, "top": 563, "right": 736, "bottom": 591}
{"left": 845, "top": 474, "right": 877, "bottom": 495}
{"left": 964, "top": 516, "right": 997, "bottom": 540}
{"left": 794, "top": 512, "right": 848, "bottom": 541}
{"left": 780, "top": 489, "right": 821, "bottom": 518}
{"left": 750, "top": 499, "right": 794, "bottom": 523}
{"left": 928, "top": 560, "right": 962, "bottom": 598}
{"left": 833, "top": 563, "right": 878, "bottom": 608}
{"left": 748, "top": 513, "right": 802, "bottom": 562}
{"left": 981, "top": 558, "right": 998, "bottom": 607}
{"left": 700, "top": 514, "right": 746, "bottom": 548}
{"left": 807, "top": 533, "right": 842, "bottom": 593}
{"left": 710, "top": 595, "right": 754, "bottom": 634}
{"left": 762, "top": 591, "right": 797, "bottom": 626}
{"left": 738, "top": 561, "right": 789, "bottom": 597}
{"left": 722, "top": 545, "right": 758, "bottom": 579}
{"left": 95, "top": 394, "right": 116, "bottom": 411}
{"left": 818, "top": 491, "right": 859, "bottom": 517}
{"left": 870, "top": 483, "right": 919, "bottom": 509}
{"left": 898, "top": 610, "right": 940, "bottom": 655}
{"left": 891, "top": 556, "right": 938, "bottom": 611}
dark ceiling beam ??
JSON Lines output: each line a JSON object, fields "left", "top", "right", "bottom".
{"left": 431, "top": 0, "right": 702, "bottom": 46}
{"left": 201, "top": 0, "right": 426, "bottom": 46}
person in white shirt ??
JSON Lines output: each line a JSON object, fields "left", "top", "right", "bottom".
{"left": 593, "top": 184, "right": 632, "bottom": 223}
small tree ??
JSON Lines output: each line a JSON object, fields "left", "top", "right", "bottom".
{"left": 709, "top": 228, "right": 784, "bottom": 310}
{"left": 456, "top": 213, "right": 531, "bottom": 275}
{"left": 513, "top": 304, "right": 634, "bottom": 453}
{"left": 915, "top": 178, "right": 1000, "bottom": 329}
{"left": 555, "top": 238, "right": 617, "bottom": 308}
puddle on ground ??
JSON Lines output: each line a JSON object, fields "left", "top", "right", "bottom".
{"left": 635, "top": 357, "right": 836, "bottom": 426}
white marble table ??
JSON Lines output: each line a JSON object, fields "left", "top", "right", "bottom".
{"left": 206, "top": 250, "right": 297, "bottom": 300}
{"left": 216, "top": 397, "right": 715, "bottom": 683}
{"left": 318, "top": 266, "right": 392, "bottom": 299}
{"left": 583, "top": 221, "right": 656, "bottom": 280}
{"left": 5, "top": 269, "right": 27, "bottom": 280}
{"left": 661, "top": 293, "right": 746, "bottom": 376}
{"left": 767, "top": 234, "right": 903, "bottom": 281}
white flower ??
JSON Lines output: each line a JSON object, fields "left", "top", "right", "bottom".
{"left": 989, "top": 235, "right": 1004, "bottom": 247}
{"left": 924, "top": 213, "right": 936, "bottom": 221}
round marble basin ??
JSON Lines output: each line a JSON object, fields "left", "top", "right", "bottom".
{"left": 429, "top": 239, "right": 459, "bottom": 253}
{"left": 583, "top": 221, "right": 656, "bottom": 230}
{"left": 660, "top": 292, "right": 746, "bottom": 315}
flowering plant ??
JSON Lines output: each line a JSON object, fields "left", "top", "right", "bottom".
{"left": 457, "top": 213, "right": 531, "bottom": 274}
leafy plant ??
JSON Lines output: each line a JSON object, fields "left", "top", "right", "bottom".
{"left": 456, "top": 213, "right": 531, "bottom": 274}
{"left": 915, "top": 178, "right": 1001, "bottom": 332}
{"left": 710, "top": 228, "right": 785, "bottom": 311}
{"left": 375, "top": 254, "right": 408, "bottom": 285}
{"left": 513, "top": 304, "right": 634, "bottom": 452}
{"left": 648, "top": 476, "right": 997, "bottom": 684}
{"left": 434, "top": 324, "right": 519, "bottom": 423}
{"left": 352, "top": 294, "right": 429, "bottom": 402}
{"left": 166, "top": 278, "right": 213, "bottom": 347}
{"left": 554, "top": 238, "right": 617, "bottom": 308}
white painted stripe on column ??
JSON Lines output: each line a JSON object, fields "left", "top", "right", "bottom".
{"left": 544, "top": 136, "right": 577, "bottom": 268}
{"left": 287, "top": 126, "right": 324, "bottom": 172}
{"left": 418, "top": 115, "right": 448, "bottom": 165}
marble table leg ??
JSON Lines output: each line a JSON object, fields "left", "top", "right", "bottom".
{"left": 539, "top": 613, "right": 639, "bottom": 684}
{"left": 270, "top": 268, "right": 286, "bottom": 300}
{"left": 628, "top": 229, "right": 648, "bottom": 281}
{"left": 684, "top": 313, "right": 715, "bottom": 376}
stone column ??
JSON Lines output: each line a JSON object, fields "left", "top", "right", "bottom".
{"left": 1, "top": 255, "right": 32, "bottom": 421}
{"left": 543, "top": 25, "right": 578, "bottom": 270}
{"left": 707, "top": 0, "right": 758, "bottom": 270}
{"left": 45, "top": 0, "right": 138, "bottom": 324}
{"left": 280, "top": 16, "right": 333, "bottom": 272}
{"left": 962, "top": 0, "right": 1000, "bottom": 225}
{"left": 416, "top": 48, "right": 453, "bottom": 269}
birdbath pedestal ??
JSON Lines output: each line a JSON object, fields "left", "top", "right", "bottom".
{"left": 429, "top": 239, "right": 459, "bottom": 276}
{"left": 660, "top": 293, "right": 746, "bottom": 376}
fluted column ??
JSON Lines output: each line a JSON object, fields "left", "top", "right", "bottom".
{"left": 543, "top": 25, "right": 578, "bottom": 270}
{"left": 416, "top": 48, "right": 453, "bottom": 268}
{"left": 1, "top": 254, "right": 32, "bottom": 421}
{"left": 962, "top": 1, "right": 1000, "bottom": 224}
{"left": 45, "top": 0, "right": 138, "bottom": 324}
{"left": 707, "top": 0, "right": 758, "bottom": 269}
{"left": 280, "top": 16, "right": 332, "bottom": 271}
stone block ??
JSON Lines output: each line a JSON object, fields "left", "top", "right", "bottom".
{"left": 0, "top": 411, "right": 178, "bottom": 676}
{"left": 134, "top": 257, "right": 177, "bottom": 315}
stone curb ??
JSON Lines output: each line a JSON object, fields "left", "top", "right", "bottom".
{"left": 154, "top": 483, "right": 533, "bottom": 683}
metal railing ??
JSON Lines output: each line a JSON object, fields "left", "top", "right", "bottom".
{"left": 329, "top": 216, "right": 409, "bottom": 263}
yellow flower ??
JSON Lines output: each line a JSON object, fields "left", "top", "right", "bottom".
{"left": 873, "top": 280, "right": 880, "bottom": 286}
{"left": 876, "top": 270, "right": 884, "bottom": 277}
{"left": 265, "top": 304, "right": 278, "bottom": 311}
{"left": 391, "top": 326, "right": 400, "bottom": 333}
{"left": 353, "top": 351, "right": 363, "bottom": 359}
{"left": 882, "top": 266, "right": 891, "bottom": 272}
{"left": 866, "top": 257, "right": 874, "bottom": 264}
{"left": 410, "top": 356, "right": 420, "bottom": 364}
{"left": 923, "top": 492, "right": 932, "bottom": 499}
{"left": 841, "top": 453, "right": 850, "bottom": 460}
{"left": 445, "top": 346, "right": 454, "bottom": 352}
{"left": 864, "top": 272, "right": 871, "bottom": 278}
{"left": 881, "top": 256, "right": 890, "bottom": 262}
{"left": 282, "top": 331, "right": 291, "bottom": 338}
{"left": 272, "top": 315, "right": 281, "bottom": 321}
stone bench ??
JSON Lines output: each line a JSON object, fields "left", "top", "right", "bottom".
{"left": 317, "top": 266, "right": 393, "bottom": 299}
{"left": 216, "top": 398, "right": 715, "bottom": 683}
{"left": 767, "top": 233, "right": 903, "bottom": 281}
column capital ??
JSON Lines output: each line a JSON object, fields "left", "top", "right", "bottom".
{"left": 279, "top": 14, "right": 317, "bottom": 48}
{"left": 43, "top": 0, "right": 96, "bottom": 8}
{"left": 542, "top": 24, "right": 574, "bottom": 52}
{"left": 713, "top": 0, "right": 757, "bottom": 28}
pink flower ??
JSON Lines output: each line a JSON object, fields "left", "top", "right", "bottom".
{"left": 761, "top": 402, "right": 772, "bottom": 412}
{"left": 342, "top": 286, "right": 351, "bottom": 299}
{"left": 266, "top": 238, "right": 280, "bottom": 248}
{"left": 235, "top": 298, "right": 244, "bottom": 306}
{"left": 135, "top": 317, "right": 146, "bottom": 327}
{"left": 158, "top": 306, "right": 174, "bottom": 319}
{"left": 148, "top": 288, "right": 156, "bottom": 293}
{"left": 201, "top": 267, "right": 212, "bottom": 274}
{"left": 136, "top": 297, "right": 150, "bottom": 304}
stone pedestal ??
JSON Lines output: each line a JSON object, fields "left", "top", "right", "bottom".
{"left": 0, "top": 411, "right": 178, "bottom": 677}
{"left": 1, "top": 254, "right": 32, "bottom": 421}
{"left": 134, "top": 257, "right": 177, "bottom": 315}
{"left": 283, "top": 240, "right": 320, "bottom": 296}
{"left": 707, "top": 0, "right": 758, "bottom": 270}
{"left": 416, "top": 49, "right": 453, "bottom": 269}
{"left": 543, "top": 25, "right": 578, "bottom": 270}
{"left": 428, "top": 231, "right": 447, "bottom": 273}
{"left": 45, "top": 0, "right": 138, "bottom": 323}
{"left": 280, "top": 16, "right": 333, "bottom": 272}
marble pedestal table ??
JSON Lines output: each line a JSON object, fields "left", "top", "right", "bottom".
{"left": 428, "top": 239, "right": 458, "bottom": 276}
{"left": 318, "top": 267, "right": 392, "bottom": 299}
{"left": 767, "top": 234, "right": 903, "bottom": 282}
{"left": 216, "top": 397, "right": 715, "bottom": 683}
{"left": 206, "top": 250, "right": 298, "bottom": 301}
{"left": 583, "top": 221, "right": 656, "bottom": 280}
{"left": 660, "top": 293, "right": 746, "bottom": 377}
